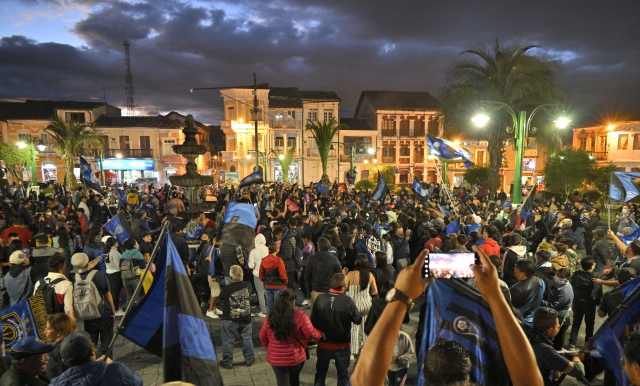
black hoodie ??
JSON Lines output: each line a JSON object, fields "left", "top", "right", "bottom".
{"left": 535, "top": 262, "right": 556, "bottom": 300}
{"left": 570, "top": 270, "right": 598, "bottom": 304}
{"left": 305, "top": 250, "right": 343, "bottom": 293}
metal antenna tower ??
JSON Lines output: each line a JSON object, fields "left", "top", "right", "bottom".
{"left": 123, "top": 39, "right": 135, "bottom": 116}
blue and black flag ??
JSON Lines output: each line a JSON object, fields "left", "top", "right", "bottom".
{"left": 372, "top": 172, "right": 386, "bottom": 201}
{"left": 120, "top": 234, "right": 223, "bottom": 386}
{"left": 219, "top": 202, "right": 258, "bottom": 249}
{"left": 412, "top": 177, "right": 429, "bottom": 201}
{"left": 238, "top": 170, "right": 263, "bottom": 190}
{"left": 103, "top": 212, "right": 134, "bottom": 244}
{"left": 519, "top": 184, "right": 537, "bottom": 221}
{"left": 610, "top": 171, "right": 640, "bottom": 202}
{"left": 418, "top": 279, "right": 498, "bottom": 386}
{"left": 79, "top": 157, "right": 104, "bottom": 195}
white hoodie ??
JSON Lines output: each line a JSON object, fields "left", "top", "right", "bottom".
{"left": 248, "top": 234, "right": 269, "bottom": 277}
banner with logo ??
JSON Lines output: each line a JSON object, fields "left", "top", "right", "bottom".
{"left": 2, "top": 293, "right": 49, "bottom": 348}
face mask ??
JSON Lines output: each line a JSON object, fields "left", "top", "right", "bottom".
{"left": 551, "top": 250, "right": 558, "bottom": 257}
{"left": 100, "top": 203, "right": 105, "bottom": 206}
{"left": 623, "top": 209, "right": 628, "bottom": 214}
{"left": 45, "top": 212, "right": 51, "bottom": 217}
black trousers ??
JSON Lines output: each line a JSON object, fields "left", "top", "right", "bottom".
{"left": 107, "top": 272, "right": 123, "bottom": 311}
{"left": 84, "top": 315, "right": 114, "bottom": 357}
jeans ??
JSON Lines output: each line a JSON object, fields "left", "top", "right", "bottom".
{"left": 122, "top": 276, "right": 144, "bottom": 309}
{"left": 221, "top": 320, "right": 254, "bottom": 366}
{"left": 569, "top": 301, "right": 596, "bottom": 345}
{"left": 84, "top": 315, "right": 114, "bottom": 357}
{"left": 574, "top": 227, "right": 585, "bottom": 249}
{"left": 287, "top": 271, "right": 304, "bottom": 304}
{"left": 265, "top": 289, "right": 283, "bottom": 314}
{"left": 298, "top": 267, "right": 310, "bottom": 299}
{"left": 107, "top": 271, "right": 123, "bottom": 311}
{"left": 272, "top": 362, "right": 305, "bottom": 386}
{"left": 314, "top": 346, "right": 350, "bottom": 386}
{"left": 253, "top": 275, "right": 266, "bottom": 314}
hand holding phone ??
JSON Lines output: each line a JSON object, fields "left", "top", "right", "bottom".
{"left": 423, "top": 253, "right": 475, "bottom": 279}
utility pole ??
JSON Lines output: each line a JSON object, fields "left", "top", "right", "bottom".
{"left": 252, "top": 73, "right": 260, "bottom": 172}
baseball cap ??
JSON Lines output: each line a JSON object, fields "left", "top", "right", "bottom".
{"left": 101, "top": 235, "right": 113, "bottom": 244}
{"left": 9, "top": 250, "right": 27, "bottom": 265}
{"left": 71, "top": 253, "right": 90, "bottom": 274}
{"left": 10, "top": 337, "right": 54, "bottom": 360}
{"left": 60, "top": 331, "right": 93, "bottom": 367}
{"left": 503, "top": 202, "right": 512, "bottom": 208}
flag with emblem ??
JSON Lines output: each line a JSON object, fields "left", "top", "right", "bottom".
{"left": 104, "top": 211, "right": 134, "bottom": 244}
{"left": 427, "top": 135, "right": 475, "bottom": 168}
{"left": 417, "top": 279, "right": 499, "bottom": 386}
{"left": 185, "top": 219, "right": 204, "bottom": 240}
{"left": 218, "top": 202, "right": 257, "bottom": 249}
{"left": 1, "top": 293, "right": 49, "bottom": 348}
{"left": 412, "top": 177, "right": 429, "bottom": 201}
{"left": 79, "top": 156, "right": 105, "bottom": 195}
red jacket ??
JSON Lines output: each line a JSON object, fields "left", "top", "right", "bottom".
{"left": 259, "top": 254, "right": 288, "bottom": 290}
{"left": 480, "top": 237, "right": 501, "bottom": 257}
{"left": 259, "top": 309, "right": 322, "bottom": 367}
{"left": 1, "top": 226, "right": 32, "bottom": 249}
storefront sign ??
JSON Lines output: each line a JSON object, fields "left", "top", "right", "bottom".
{"left": 225, "top": 172, "right": 239, "bottom": 184}
{"left": 97, "top": 159, "right": 155, "bottom": 171}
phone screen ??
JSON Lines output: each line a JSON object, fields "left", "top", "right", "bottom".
{"left": 424, "top": 253, "right": 475, "bottom": 279}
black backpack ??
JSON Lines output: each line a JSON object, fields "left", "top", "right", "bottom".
{"left": 36, "top": 277, "right": 66, "bottom": 314}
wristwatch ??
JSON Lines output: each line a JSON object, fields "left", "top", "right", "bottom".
{"left": 385, "top": 288, "right": 414, "bottom": 310}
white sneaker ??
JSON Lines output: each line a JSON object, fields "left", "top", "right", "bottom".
{"left": 206, "top": 310, "right": 220, "bottom": 319}
{"left": 115, "top": 310, "right": 126, "bottom": 317}
{"left": 301, "top": 299, "right": 310, "bottom": 306}
{"left": 256, "top": 312, "right": 266, "bottom": 318}
{"left": 214, "top": 309, "right": 223, "bottom": 315}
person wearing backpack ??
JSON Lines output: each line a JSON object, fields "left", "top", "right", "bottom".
{"left": 33, "top": 254, "right": 75, "bottom": 320}
{"left": 70, "top": 253, "right": 115, "bottom": 357}
{"left": 119, "top": 238, "right": 145, "bottom": 311}
{"left": 103, "top": 236, "right": 124, "bottom": 316}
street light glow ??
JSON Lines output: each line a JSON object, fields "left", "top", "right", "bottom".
{"left": 607, "top": 124, "right": 615, "bottom": 131}
{"left": 245, "top": 154, "right": 252, "bottom": 160}
{"left": 17, "top": 141, "right": 27, "bottom": 149}
{"left": 363, "top": 159, "right": 369, "bottom": 164}
{"left": 367, "top": 147, "right": 375, "bottom": 155}
{"left": 554, "top": 117, "right": 571, "bottom": 129}
{"left": 372, "top": 159, "right": 378, "bottom": 164}
{"left": 472, "top": 114, "right": 490, "bottom": 127}
{"left": 278, "top": 154, "right": 285, "bottom": 160}
{"left": 454, "top": 139, "right": 461, "bottom": 145}
{"left": 36, "top": 140, "right": 46, "bottom": 152}
{"left": 116, "top": 153, "right": 123, "bottom": 159}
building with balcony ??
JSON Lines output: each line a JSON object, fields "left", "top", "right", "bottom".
{"left": 219, "top": 85, "right": 341, "bottom": 184}
{"left": 0, "top": 99, "right": 120, "bottom": 183}
{"left": 572, "top": 120, "right": 640, "bottom": 171}
{"left": 353, "top": 90, "right": 442, "bottom": 183}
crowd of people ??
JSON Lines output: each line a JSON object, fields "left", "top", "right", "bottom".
{"left": 0, "top": 178, "right": 640, "bottom": 386}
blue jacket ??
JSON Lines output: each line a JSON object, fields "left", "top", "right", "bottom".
{"left": 49, "top": 361, "right": 142, "bottom": 386}
{"left": 541, "top": 277, "right": 574, "bottom": 326}
{"left": 209, "top": 246, "right": 220, "bottom": 277}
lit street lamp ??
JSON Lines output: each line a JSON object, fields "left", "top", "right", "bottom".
{"left": 473, "top": 101, "right": 570, "bottom": 204}
{"left": 17, "top": 137, "right": 46, "bottom": 185}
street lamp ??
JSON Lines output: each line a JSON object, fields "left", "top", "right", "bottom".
{"left": 472, "top": 101, "right": 570, "bottom": 204}
{"left": 331, "top": 142, "right": 356, "bottom": 183}
{"left": 17, "top": 137, "right": 46, "bottom": 185}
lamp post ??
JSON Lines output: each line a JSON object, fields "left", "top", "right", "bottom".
{"left": 472, "top": 101, "right": 570, "bottom": 204}
{"left": 17, "top": 137, "right": 46, "bottom": 185}
{"left": 247, "top": 150, "right": 277, "bottom": 182}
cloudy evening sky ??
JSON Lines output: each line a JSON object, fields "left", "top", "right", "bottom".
{"left": 1, "top": 0, "right": 639, "bottom": 126}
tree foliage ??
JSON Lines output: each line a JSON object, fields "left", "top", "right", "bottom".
{"left": 45, "top": 116, "right": 104, "bottom": 189}
{"left": 544, "top": 148, "right": 595, "bottom": 196}
{"left": 442, "top": 39, "right": 564, "bottom": 193}
{"left": 354, "top": 178, "right": 376, "bottom": 191}
{"left": 0, "top": 140, "right": 38, "bottom": 185}
{"left": 463, "top": 165, "right": 490, "bottom": 187}
{"left": 305, "top": 118, "right": 345, "bottom": 185}
{"left": 368, "top": 165, "right": 395, "bottom": 189}
{"left": 275, "top": 147, "right": 296, "bottom": 183}
{"left": 587, "top": 163, "right": 623, "bottom": 196}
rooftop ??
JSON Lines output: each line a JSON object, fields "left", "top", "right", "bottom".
{"left": 95, "top": 116, "right": 183, "bottom": 128}
{"left": 340, "top": 118, "right": 374, "bottom": 131}
{"left": 0, "top": 99, "right": 115, "bottom": 121}
{"left": 355, "top": 90, "right": 440, "bottom": 116}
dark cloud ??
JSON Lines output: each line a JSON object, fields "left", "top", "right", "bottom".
{"left": 3, "top": 0, "right": 640, "bottom": 126}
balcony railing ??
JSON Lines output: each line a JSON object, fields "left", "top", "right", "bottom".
{"left": 588, "top": 151, "right": 608, "bottom": 161}
{"left": 382, "top": 156, "right": 395, "bottom": 163}
{"left": 269, "top": 120, "right": 301, "bottom": 129}
{"left": 105, "top": 149, "right": 153, "bottom": 158}
{"left": 414, "top": 157, "right": 425, "bottom": 163}
{"left": 381, "top": 130, "right": 397, "bottom": 137}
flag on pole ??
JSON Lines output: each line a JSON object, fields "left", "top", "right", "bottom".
{"left": 519, "top": 184, "right": 537, "bottom": 222}
{"left": 316, "top": 180, "right": 329, "bottom": 195}
{"left": 621, "top": 227, "right": 640, "bottom": 245}
{"left": 1, "top": 293, "right": 49, "bottom": 348}
{"left": 79, "top": 157, "right": 104, "bottom": 195}
{"left": 426, "top": 135, "right": 475, "bottom": 168}
{"left": 120, "top": 234, "right": 223, "bottom": 386}
{"left": 443, "top": 218, "right": 459, "bottom": 235}
{"left": 372, "top": 172, "right": 386, "bottom": 201}
{"left": 437, "top": 204, "right": 450, "bottom": 217}
{"left": 219, "top": 202, "right": 258, "bottom": 249}
{"left": 418, "top": 279, "right": 498, "bottom": 386}
{"left": 610, "top": 172, "right": 640, "bottom": 202}
{"left": 104, "top": 212, "right": 134, "bottom": 244}
{"left": 238, "top": 170, "right": 264, "bottom": 190}
{"left": 412, "top": 178, "right": 429, "bottom": 201}
{"left": 115, "top": 187, "right": 127, "bottom": 208}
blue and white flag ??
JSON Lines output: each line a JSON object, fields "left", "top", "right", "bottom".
{"left": 427, "top": 135, "right": 474, "bottom": 168}
{"left": 114, "top": 187, "right": 127, "bottom": 208}
{"left": 610, "top": 171, "right": 640, "bottom": 202}
{"left": 238, "top": 170, "right": 263, "bottom": 190}
{"left": 316, "top": 180, "right": 329, "bottom": 195}
{"left": 412, "top": 178, "right": 429, "bottom": 201}
{"left": 1, "top": 293, "right": 49, "bottom": 348}
{"left": 437, "top": 204, "right": 451, "bottom": 217}
{"left": 372, "top": 172, "right": 386, "bottom": 201}
{"left": 104, "top": 212, "right": 134, "bottom": 244}
{"left": 79, "top": 157, "right": 104, "bottom": 195}
{"left": 622, "top": 227, "right": 640, "bottom": 245}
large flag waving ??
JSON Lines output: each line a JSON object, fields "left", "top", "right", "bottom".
{"left": 519, "top": 184, "right": 537, "bottom": 221}
{"left": 610, "top": 172, "right": 640, "bottom": 202}
{"left": 427, "top": 135, "right": 475, "bottom": 168}
{"left": 1, "top": 293, "right": 49, "bottom": 348}
{"left": 238, "top": 170, "right": 263, "bottom": 190}
{"left": 104, "top": 212, "right": 134, "bottom": 244}
{"left": 412, "top": 178, "right": 429, "bottom": 201}
{"left": 79, "top": 157, "right": 105, "bottom": 195}
{"left": 418, "top": 279, "right": 499, "bottom": 386}
{"left": 219, "top": 202, "right": 258, "bottom": 249}
{"left": 372, "top": 172, "right": 386, "bottom": 201}
{"left": 120, "top": 234, "right": 223, "bottom": 386}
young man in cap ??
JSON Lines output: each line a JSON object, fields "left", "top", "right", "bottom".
{"left": 69, "top": 253, "right": 115, "bottom": 357}
{"left": 0, "top": 337, "right": 53, "bottom": 386}
{"left": 4, "top": 250, "right": 33, "bottom": 306}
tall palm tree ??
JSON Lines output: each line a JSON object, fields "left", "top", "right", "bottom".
{"left": 275, "top": 146, "right": 296, "bottom": 184}
{"left": 45, "top": 116, "right": 105, "bottom": 189}
{"left": 442, "top": 39, "right": 564, "bottom": 193}
{"left": 305, "top": 118, "right": 346, "bottom": 185}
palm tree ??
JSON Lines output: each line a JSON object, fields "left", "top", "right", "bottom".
{"left": 305, "top": 118, "right": 346, "bottom": 185}
{"left": 45, "top": 116, "right": 105, "bottom": 189}
{"left": 442, "top": 39, "right": 564, "bottom": 193}
{"left": 275, "top": 146, "right": 296, "bottom": 184}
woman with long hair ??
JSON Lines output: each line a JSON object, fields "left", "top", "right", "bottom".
{"left": 83, "top": 223, "right": 104, "bottom": 259}
{"left": 372, "top": 251, "right": 394, "bottom": 293}
{"left": 345, "top": 253, "right": 378, "bottom": 360}
{"left": 259, "top": 289, "right": 322, "bottom": 386}
{"left": 45, "top": 313, "right": 77, "bottom": 380}
{"left": 56, "top": 228, "right": 75, "bottom": 277}
{"left": 103, "top": 236, "right": 124, "bottom": 314}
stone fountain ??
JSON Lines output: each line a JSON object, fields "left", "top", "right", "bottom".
{"left": 169, "top": 115, "right": 213, "bottom": 213}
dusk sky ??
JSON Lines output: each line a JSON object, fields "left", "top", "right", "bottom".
{"left": 2, "top": 0, "right": 639, "bottom": 126}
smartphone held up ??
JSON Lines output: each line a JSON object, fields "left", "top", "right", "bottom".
{"left": 423, "top": 253, "right": 476, "bottom": 279}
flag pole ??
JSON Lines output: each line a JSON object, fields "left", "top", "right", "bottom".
{"left": 432, "top": 158, "right": 458, "bottom": 216}
{"left": 104, "top": 220, "right": 171, "bottom": 358}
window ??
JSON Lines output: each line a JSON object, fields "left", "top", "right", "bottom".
{"left": 275, "top": 112, "right": 283, "bottom": 120}
{"left": 399, "top": 120, "right": 410, "bottom": 136}
{"left": 287, "top": 111, "right": 296, "bottom": 120}
{"left": 634, "top": 134, "right": 640, "bottom": 150}
{"left": 414, "top": 120, "right": 425, "bottom": 137}
{"left": 163, "top": 139, "right": 176, "bottom": 155}
{"left": 65, "top": 112, "right": 85, "bottom": 123}
{"left": 579, "top": 138, "right": 587, "bottom": 149}
{"left": 323, "top": 110, "right": 333, "bottom": 122}
{"left": 18, "top": 134, "right": 31, "bottom": 142}
{"left": 599, "top": 136, "right": 607, "bottom": 151}
{"left": 382, "top": 147, "right": 396, "bottom": 162}
{"left": 381, "top": 119, "right": 395, "bottom": 136}
{"left": 227, "top": 106, "right": 236, "bottom": 120}
{"left": 275, "top": 137, "right": 285, "bottom": 147}
{"left": 400, "top": 146, "right": 410, "bottom": 157}
{"left": 476, "top": 150, "right": 485, "bottom": 165}
{"left": 140, "top": 136, "right": 151, "bottom": 149}
{"left": 399, "top": 173, "right": 409, "bottom": 183}
{"left": 227, "top": 136, "right": 236, "bottom": 151}
{"left": 523, "top": 158, "right": 536, "bottom": 171}
{"left": 428, "top": 116, "right": 439, "bottom": 136}
{"left": 414, "top": 146, "right": 424, "bottom": 162}
{"left": 119, "top": 136, "right": 130, "bottom": 150}
{"left": 287, "top": 137, "right": 296, "bottom": 149}
{"left": 618, "top": 134, "right": 629, "bottom": 150}
{"left": 308, "top": 109, "right": 318, "bottom": 122}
